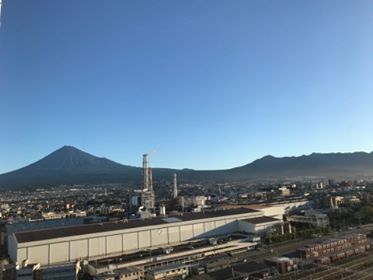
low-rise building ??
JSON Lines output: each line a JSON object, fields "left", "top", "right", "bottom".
{"left": 286, "top": 210, "right": 329, "bottom": 227}
{"left": 146, "top": 263, "right": 189, "bottom": 280}
{"left": 34, "top": 263, "right": 78, "bottom": 280}
{"left": 115, "top": 267, "right": 143, "bottom": 280}
{"left": 237, "top": 216, "right": 281, "bottom": 234}
{"left": 264, "top": 257, "right": 298, "bottom": 273}
{"left": 191, "top": 262, "right": 272, "bottom": 280}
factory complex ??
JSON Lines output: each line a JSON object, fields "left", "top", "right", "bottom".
{"left": 5, "top": 153, "right": 370, "bottom": 280}
{"left": 9, "top": 207, "right": 280, "bottom": 266}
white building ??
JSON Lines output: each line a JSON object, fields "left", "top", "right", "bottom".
{"left": 247, "top": 200, "right": 310, "bottom": 220}
{"left": 238, "top": 216, "right": 280, "bottom": 234}
{"left": 8, "top": 208, "right": 277, "bottom": 266}
{"left": 287, "top": 210, "right": 329, "bottom": 227}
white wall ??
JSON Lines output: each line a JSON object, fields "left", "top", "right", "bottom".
{"left": 168, "top": 227, "right": 180, "bottom": 244}
{"left": 89, "top": 237, "right": 106, "bottom": 258}
{"left": 14, "top": 211, "right": 263, "bottom": 265}
{"left": 107, "top": 235, "right": 122, "bottom": 254}
{"left": 193, "top": 223, "right": 204, "bottom": 236}
{"left": 138, "top": 231, "right": 151, "bottom": 248}
{"left": 50, "top": 242, "right": 69, "bottom": 263}
{"left": 151, "top": 228, "right": 168, "bottom": 246}
{"left": 70, "top": 240, "right": 88, "bottom": 260}
{"left": 180, "top": 225, "right": 193, "bottom": 241}
{"left": 123, "top": 232, "right": 138, "bottom": 251}
{"left": 28, "top": 245, "right": 48, "bottom": 265}
{"left": 251, "top": 201, "right": 309, "bottom": 220}
{"left": 237, "top": 220, "right": 280, "bottom": 234}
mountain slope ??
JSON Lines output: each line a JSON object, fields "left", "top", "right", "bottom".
{"left": 176, "top": 152, "right": 373, "bottom": 182}
{"left": 230, "top": 152, "right": 373, "bottom": 179}
{"left": 1, "top": 147, "right": 373, "bottom": 188}
{"left": 0, "top": 146, "right": 143, "bottom": 187}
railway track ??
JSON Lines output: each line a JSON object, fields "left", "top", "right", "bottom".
{"left": 296, "top": 251, "right": 373, "bottom": 280}
{"left": 344, "top": 265, "right": 373, "bottom": 280}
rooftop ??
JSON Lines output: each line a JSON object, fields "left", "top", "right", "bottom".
{"left": 148, "top": 263, "right": 188, "bottom": 273}
{"left": 242, "top": 216, "right": 280, "bottom": 225}
{"left": 15, "top": 208, "right": 258, "bottom": 243}
{"left": 199, "top": 262, "right": 269, "bottom": 280}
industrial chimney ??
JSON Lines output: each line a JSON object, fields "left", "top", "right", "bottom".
{"left": 173, "top": 173, "right": 178, "bottom": 199}
{"left": 143, "top": 154, "right": 149, "bottom": 190}
{"left": 148, "top": 167, "right": 153, "bottom": 191}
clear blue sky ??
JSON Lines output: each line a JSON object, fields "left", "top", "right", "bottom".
{"left": 1, "top": 0, "right": 373, "bottom": 173}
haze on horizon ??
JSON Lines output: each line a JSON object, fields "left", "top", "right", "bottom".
{"left": 0, "top": 0, "right": 373, "bottom": 174}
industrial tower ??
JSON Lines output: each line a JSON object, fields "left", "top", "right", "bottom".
{"left": 140, "top": 154, "right": 155, "bottom": 213}
{"left": 173, "top": 173, "right": 178, "bottom": 199}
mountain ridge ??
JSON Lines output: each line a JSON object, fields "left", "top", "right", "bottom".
{"left": 1, "top": 146, "right": 373, "bottom": 188}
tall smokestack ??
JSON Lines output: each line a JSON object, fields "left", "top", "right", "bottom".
{"left": 173, "top": 173, "right": 178, "bottom": 199}
{"left": 143, "top": 154, "right": 149, "bottom": 190}
{"left": 148, "top": 168, "right": 153, "bottom": 191}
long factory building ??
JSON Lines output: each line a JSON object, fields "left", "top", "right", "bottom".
{"left": 8, "top": 208, "right": 280, "bottom": 266}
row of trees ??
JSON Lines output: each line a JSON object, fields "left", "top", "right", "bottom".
{"left": 329, "top": 204, "right": 373, "bottom": 229}
{"left": 264, "top": 227, "right": 330, "bottom": 244}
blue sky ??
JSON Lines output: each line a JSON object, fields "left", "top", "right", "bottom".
{"left": 0, "top": 0, "right": 373, "bottom": 173}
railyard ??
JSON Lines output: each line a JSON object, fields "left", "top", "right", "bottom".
{"left": 89, "top": 225, "right": 372, "bottom": 280}
{"left": 275, "top": 250, "right": 373, "bottom": 280}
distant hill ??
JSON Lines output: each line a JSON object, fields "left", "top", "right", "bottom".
{"left": 1, "top": 146, "right": 373, "bottom": 188}
{"left": 0, "top": 146, "right": 143, "bottom": 187}
{"left": 229, "top": 152, "right": 373, "bottom": 179}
